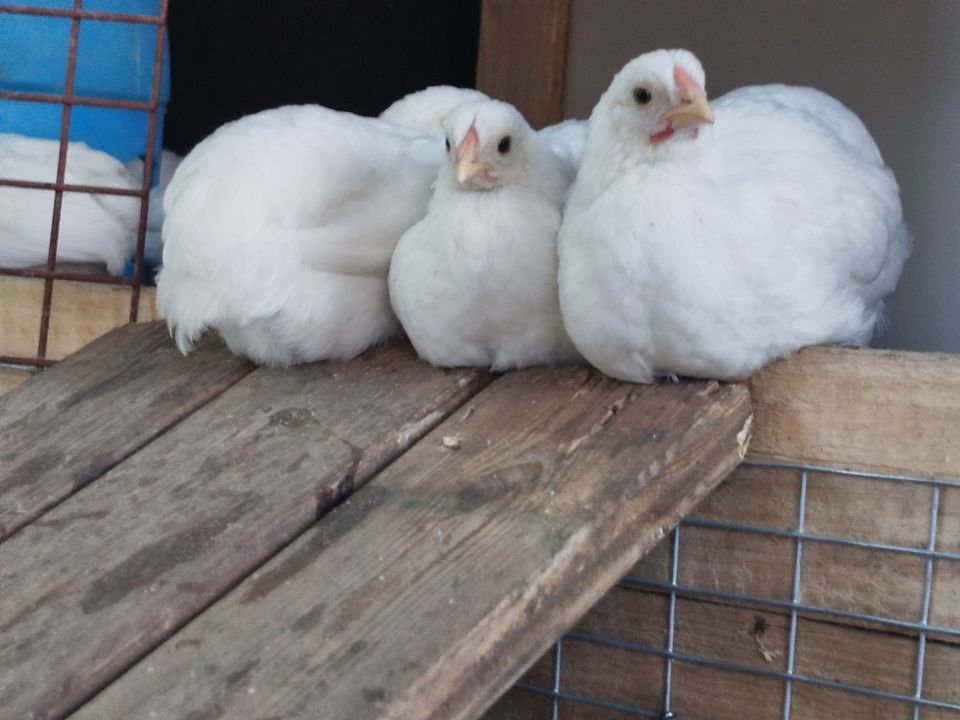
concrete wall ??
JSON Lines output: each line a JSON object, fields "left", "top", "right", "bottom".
{"left": 564, "top": 0, "right": 959, "bottom": 353}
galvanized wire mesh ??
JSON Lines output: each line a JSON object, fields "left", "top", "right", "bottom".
{"left": 513, "top": 459, "right": 960, "bottom": 719}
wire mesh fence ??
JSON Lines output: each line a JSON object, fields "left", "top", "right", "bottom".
{"left": 507, "top": 459, "right": 960, "bottom": 719}
{"left": 0, "top": 0, "right": 169, "bottom": 368}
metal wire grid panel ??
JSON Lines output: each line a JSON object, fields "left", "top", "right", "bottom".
{"left": 0, "top": 0, "right": 169, "bottom": 368}
{"left": 513, "top": 459, "right": 960, "bottom": 719}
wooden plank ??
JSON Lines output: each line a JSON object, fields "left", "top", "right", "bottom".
{"left": 491, "top": 346, "right": 960, "bottom": 718}
{"left": 0, "top": 344, "right": 488, "bottom": 719}
{"left": 747, "top": 346, "right": 960, "bottom": 478}
{"left": 0, "top": 365, "right": 32, "bottom": 395}
{"left": 0, "top": 274, "right": 159, "bottom": 361}
{"left": 476, "top": 0, "right": 570, "bottom": 128}
{"left": 0, "top": 321, "right": 252, "bottom": 540}
{"left": 72, "top": 372, "right": 751, "bottom": 720}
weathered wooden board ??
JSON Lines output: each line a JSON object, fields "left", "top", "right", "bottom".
{"left": 476, "top": 0, "right": 570, "bottom": 128}
{"left": 489, "top": 346, "right": 960, "bottom": 720}
{"left": 73, "top": 371, "right": 751, "bottom": 720}
{"left": 0, "top": 344, "right": 489, "bottom": 719}
{"left": 0, "top": 274, "right": 159, "bottom": 361}
{"left": 0, "top": 366, "right": 32, "bottom": 395}
{"left": 747, "top": 346, "right": 960, "bottom": 478}
{"left": 0, "top": 321, "right": 252, "bottom": 540}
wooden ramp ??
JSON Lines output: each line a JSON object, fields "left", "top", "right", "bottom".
{"left": 0, "top": 322, "right": 751, "bottom": 720}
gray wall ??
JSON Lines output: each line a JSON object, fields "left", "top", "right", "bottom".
{"left": 564, "top": 0, "right": 959, "bottom": 353}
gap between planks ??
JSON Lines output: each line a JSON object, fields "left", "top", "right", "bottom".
{"left": 0, "top": 321, "right": 254, "bottom": 541}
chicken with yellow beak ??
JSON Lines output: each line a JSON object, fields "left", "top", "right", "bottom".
{"left": 389, "top": 99, "right": 582, "bottom": 370}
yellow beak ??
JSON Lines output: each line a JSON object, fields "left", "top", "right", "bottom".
{"left": 454, "top": 126, "right": 491, "bottom": 183}
{"left": 658, "top": 86, "right": 714, "bottom": 128}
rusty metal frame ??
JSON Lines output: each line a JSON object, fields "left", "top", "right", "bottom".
{"left": 0, "top": 0, "right": 169, "bottom": 368}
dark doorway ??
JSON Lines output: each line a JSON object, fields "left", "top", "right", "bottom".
{"left": 163, "top": 0, "right": 482, "bottom": 154}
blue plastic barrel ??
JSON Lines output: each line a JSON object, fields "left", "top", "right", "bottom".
{"left": 0, "top": 0, "right": 172, "bottom": 175}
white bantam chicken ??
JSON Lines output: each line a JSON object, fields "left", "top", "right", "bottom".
{"left": 389, "top": 99, "right": 581, "bottom": 369}
{"left": 380, "top": 85, "right": 489, "bottom": 137}
{"left": 0, "top": 133, "right": 139, "bottom": 274}
{"left": 157, "top": 105, "right": 443, "bottom": 366}
{"left": 558, "top": 49, "right": 910, "bottom": 382}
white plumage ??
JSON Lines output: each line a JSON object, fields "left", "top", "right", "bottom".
{"left": 539, "top": 118, "right": 588, "bottom": 171}
{"left": 157, "top": 104, "right": 443, "bottom": 366}
{"left": 389, "top": 99, "right": 581, "bottom": 370}
{"left": 380, "top": 85, "right": 590, "bottom": 170}
{"left": 380, "top": 85, "right": 489, "bottom": 137}
{"left": 558, "top": 49, "right": 910, "bottom": 382}
{"left": 0, "top": 133, "right": 139, "bottom": 274}
{"left": 125, "top": 149, "right": 183, "bottom": 267}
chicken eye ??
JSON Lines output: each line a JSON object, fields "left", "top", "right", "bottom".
{"left": 445, "top": 137, "right": 451, "bottom": 152}
{"left": 497, "top": 136, "right": 511, "bottom": 154}
{"left": 633, "top": 87, "right": 652, "bottom": 105}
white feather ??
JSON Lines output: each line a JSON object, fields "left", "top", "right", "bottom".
{"left": 379, "top": 85, "right": 490, "bottom": 137}
{"left": 539, "top": 118, "right": 588, "bottom": 172}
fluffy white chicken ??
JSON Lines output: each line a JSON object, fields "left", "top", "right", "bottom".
{"left": 157, "top": 105, "right": 443, "bottom": 366}
{"left": 558, "top": 49, "right": 910, "bottom": 382}
{"left": 380, "top": 85, "right": 489, "bottom": 137}
{"left": 389, "top": 99, "right": 581, "bottom": 370}
{"left": 0, "top": 133, "right": 139, "bottom": 273}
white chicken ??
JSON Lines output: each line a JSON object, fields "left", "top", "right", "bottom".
{"left": 157, "top": 105, "right": 443, "bottom": 366}
{"left": 0, "top": 133, "right": 139, "bottom": 274}
{"left": 389, "top": 99, "right": 581, "bottom": 370}
{"left": 558, "top": 49, "right": 910, "bottom": 382}
{"left": 379, "top": 85, "right": 489, "bottom": 137}
{"left": 380, "top": 85, "right": 589, "bottom": 170}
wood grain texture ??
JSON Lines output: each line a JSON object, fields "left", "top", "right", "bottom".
{"left": 0, "top": 344, "right": 488, "bottom": 720}
{"left": 73, "top": 371, "right": 751, "bottom": 720}
{"left": 489, "top": 342, "right": 960, "bottom": 720}
{"left": 0, "top": 321, "right": 252, "bottom": 540}
{"left": 476, "top": 0, "right": 570, "bottom": 128}
{"left": 0, "top": 275, "right": 159, "bottom": 360}
{"left": 747, "top": 346, "right": 960, "bottom": 478}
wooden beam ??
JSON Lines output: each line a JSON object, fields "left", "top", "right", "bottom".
{"left": 0, "top": 321, "right": 252, "bottom": 540}
{"left": 0, "top": 275, "right": 159, "bottom": 361}
{"left": 476, "top": 0, "right": 570, "bottom": 128}
{"left": 0, "top": 343, "right": 489, "bottom": 719}
{"left": 72, "top": 372, "right": 751, "bottom": 720}
{"left": 746, "top": 346, "right": 960, "bottom": 479}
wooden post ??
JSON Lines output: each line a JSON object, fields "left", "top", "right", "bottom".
{"left": 476, "top": 0, "right": 570, "bottom": 128}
